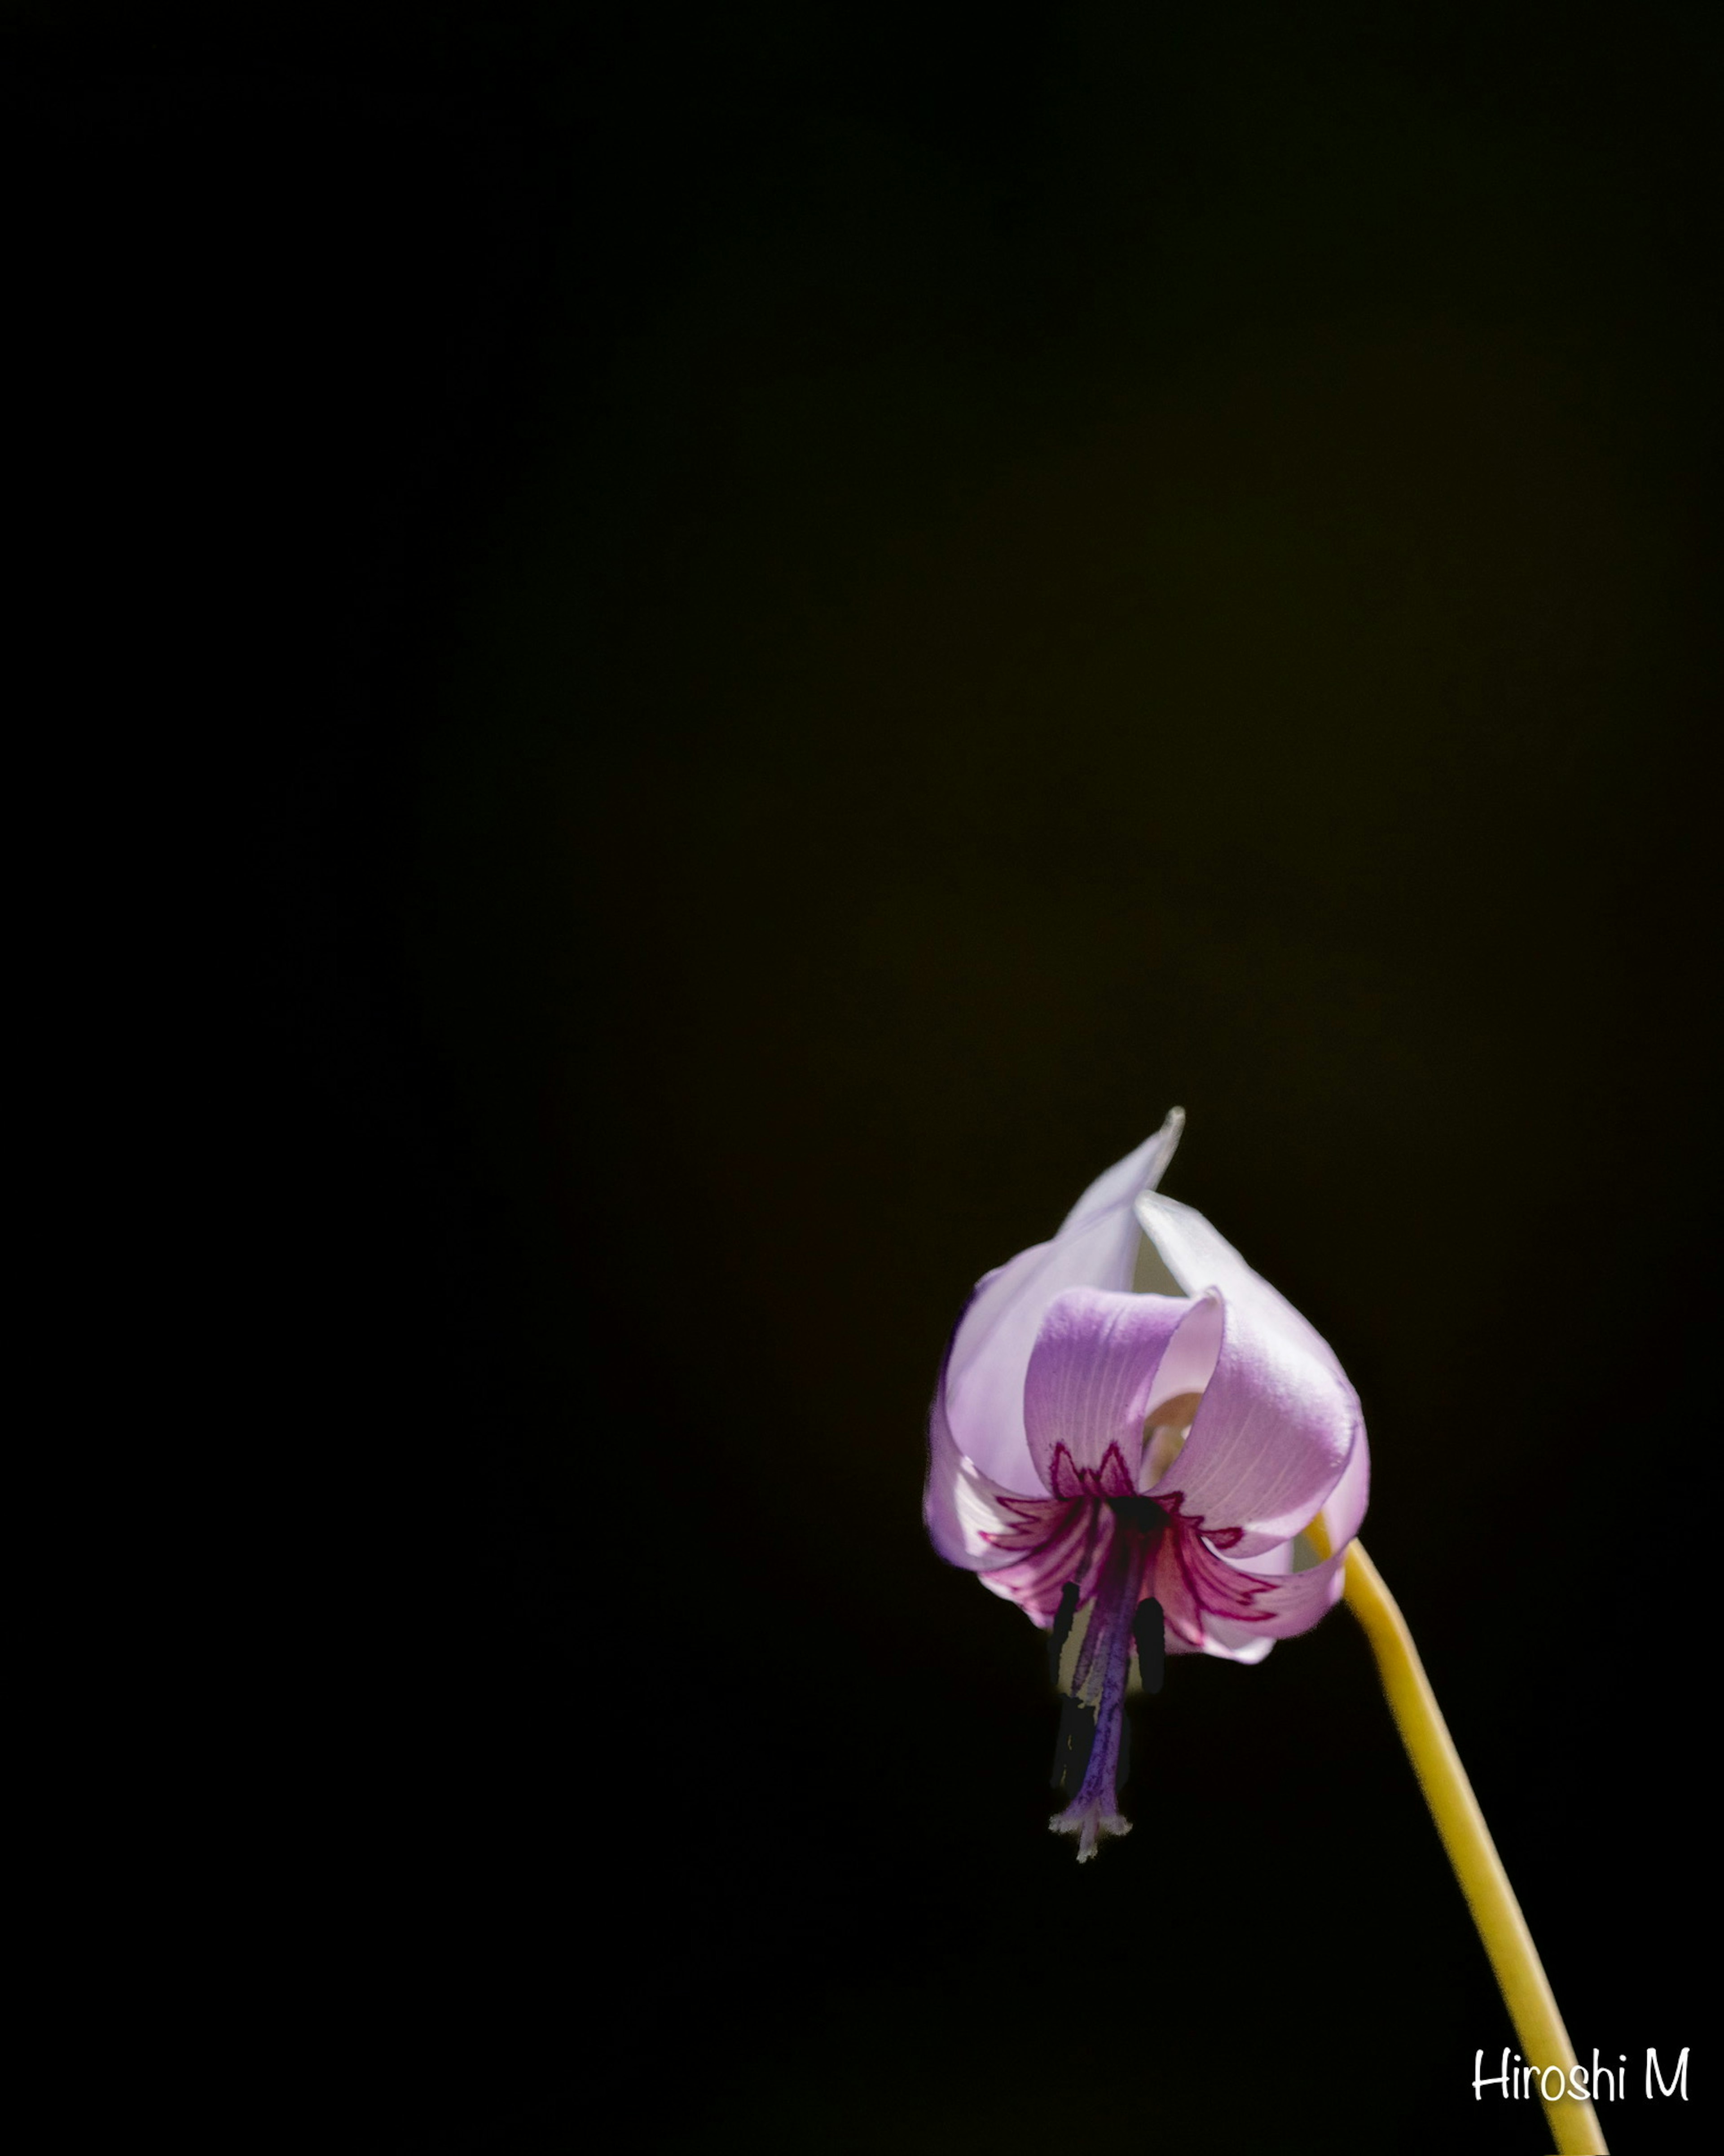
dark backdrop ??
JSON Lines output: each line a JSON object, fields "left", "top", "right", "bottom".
{"left": 13, "top": 4, "right": 1716, "bottom": 2149}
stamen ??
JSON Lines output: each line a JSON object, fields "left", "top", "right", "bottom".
{"left": 1047, "top": 1580, "right": 1081, "bottom": 1688}
{"left": 1050, "top": 1504, "right": 1163, "bottom": 1860}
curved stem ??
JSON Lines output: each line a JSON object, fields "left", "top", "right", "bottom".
{"left": 1339, "top": 1537, "right": 1606, "bottom": 2155}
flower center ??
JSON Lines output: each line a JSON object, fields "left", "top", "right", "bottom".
{"left": 1106, "top": 1494, "right": 1169, "bottom": 1539}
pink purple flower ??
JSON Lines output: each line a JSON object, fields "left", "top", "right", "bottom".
{"left": 924, "top": 1110, "right": 1369, "bottom": 1858}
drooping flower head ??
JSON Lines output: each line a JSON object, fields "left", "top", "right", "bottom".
{"left": 924, "top": 1110, "right": 1369, "bottom": 1858}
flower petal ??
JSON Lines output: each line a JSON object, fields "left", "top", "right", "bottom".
{"left": 927, "top": 1336, "right": 1111, "bottom": 1622}
{"left": 1151, "top": 1523, "right": 1348, "bottom": 1651}
{"left": 1207, "top": 1543, "right": 1351, "bottom": 1637}
{"left": 924, "top": 1361, "right": 1044, "bottom": 1570}
{"left": 1057, "top": 1107, "right": 1184, "bottom": 1236}
{"left": 944, "top": 1111, "right": 1185, "bottom": 1490}
{"left": 1022, "top": 1287, "right": 1195, "bottom": 1498}
{"left": 978, "top": 1503, "right": 1116, "bottom": 1627}
{"left": 1184, "top": 1622, "right": 1276, "bottom": 1665}
{"left": 1146, "top": 1290, "right": 1360, "bottom": 1549}
{"left": 1311, "top": 1421, "right": 1371, "bottom": 1552}
{"left": 1133, "top": 1190, "right": 1346, "bottom": 1379}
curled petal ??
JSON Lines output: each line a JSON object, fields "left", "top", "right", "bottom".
{"left": 943, "top": 1112, "right": 1184, "bottom": 1491}
{"left": 977, "top": 1502, "right": 1115, "bottom": 1627}
{"left": 1207, "top": 1542, "right": 1350, "bottom": 1639}
{"left": 1146, "top": 1291, "right": 1360, "bottom": 1551}
{"left": 1134, "top": 1190, "right": 1345, "bottom": 1380}
{"left": 1310, "top": 1420, "right": 1371, "bottom": 1553}
{"left": 1058, "top": 1108, "right": 1184, "bottom": 1237}
{"left": 1023, "top": 1287, "right": 1195, "bottom": 1498}
{"left": 1137, "top": 1292, "right": 1223, "bottom": 1428}
{"left": 924, "top": 1362, "right": 1043, "bottom": 1570}
{"left": 1234, "top": 1543, "right": 1351, "bottom": 1633}
{"left": 1182, "top": 1622, "right": 1275, "bottom": 1666}
{"left": 927, "top": 1340, "right": 1112, "bottom": 1621}
{"left": 1152, "top": 1522, "right": 1349, "bottom": 1654}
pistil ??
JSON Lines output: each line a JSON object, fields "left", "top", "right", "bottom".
{"left": 1050, "top": 1499, "right": 1168, "bottom": 1861}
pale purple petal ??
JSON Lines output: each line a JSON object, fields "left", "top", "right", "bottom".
{"left": 1151, "top": 1530, "right": 1214, "bottom": 1655}
{"left": 924, "top": 1362, "right": 1052, "bottom": 1572}
{"left": 1205, "top": 1543, "right": 1350, "bottom": 1637}
{"left": 1310, "top": 1421, "right": 1371, "bottom": 1552}
{"left": 1150, "top": 1520, "right": 1347, "bottom": 1650}
{"left": 978, "top": 1501, "right": 1116, "bottom": 1626}
{"left": 1057, "top": 1108, "right": 1184, "bottom": 1235}
{"left": 1139, "top": 1293, "right": 1223, "bottom": 1425}
{"left": 1184, "top": 1620, "right": 1275, "bottom": 1665}
{"left": 1204, "top": 1516, "right": 1353, "bottom": 1641}
{"left": 923, "top": 1370, "right": 974, "bottom": 1566}
{"left": 1022, "top": 1287, "right": 1194, "bottom": 1497}
{"left": 1146, "top": 1291, "right": 1359, "bottom": 1550}
{"left": 1133, "top": 1190, "right": 1346, "bottom": 1379}
{"left": 944, "top": 1111, "right": 1184, "bottom": 1490}
{"left": 1220, "top": 1533, "right": 1293, "bottom": 1576}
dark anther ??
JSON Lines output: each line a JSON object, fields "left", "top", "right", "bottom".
{"left": 1132, "top": 1596, "right": 1165, "bottom": 1696}
{"left": 1048, "top": 1579, "right": 1081, "bottom": 1686}
{"left": 1106, "top": 1495, "right": 1169, "bottom": 1540}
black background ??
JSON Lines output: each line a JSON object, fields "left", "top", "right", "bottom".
{"left": 13, "top": 3, "right": 1716, "bottom": 2148}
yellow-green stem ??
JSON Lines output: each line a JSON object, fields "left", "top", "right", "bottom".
{"left": 1335, "top": 1536, "right": 1606, "bottom": 2155}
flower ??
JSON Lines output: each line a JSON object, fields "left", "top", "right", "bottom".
{"left": 924, "top": 1109, "right": 1369, "bottom": 1858}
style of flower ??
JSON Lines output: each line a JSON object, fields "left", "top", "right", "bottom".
{"left": 924, "top": 1109, "right": 1369, "bottom": 1859}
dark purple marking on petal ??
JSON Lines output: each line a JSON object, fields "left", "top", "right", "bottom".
{"left": 1025, "top": 1287, "right": 1194, "bottom": 1498}
{"left": 1151, "top": 1511, "right": 1214, "bottom": 1651}
{"left": 1047, "top": 1438, "right": 1139, "bottom": 1501}
{"left": 1137, "top": 1491, "right": 1317, "bottom": 1652}
{"left": 982, "top": 1489, "right": 1083, "bottom": 1548}
{"left": 976, "top": 1495, "right": 1111, "bottom": 1625}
